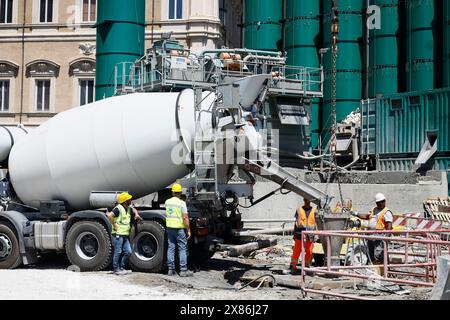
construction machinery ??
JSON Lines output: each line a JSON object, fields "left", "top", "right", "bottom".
{"left": 0, "top": 42, "right": 338, "bottom": 272}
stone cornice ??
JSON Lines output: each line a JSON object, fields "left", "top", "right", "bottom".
{"left": 0, "top": 60, "right": 19, "bottom": 77}
{"left": 26, "top": 60, "right": 60, "bottom": 78}
{"left": 69, "top": 58, "right": 96, "bottom": 76}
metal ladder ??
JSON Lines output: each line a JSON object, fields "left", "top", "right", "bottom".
{"left": 193, "top": 88, "right": 218, "bottom": 201}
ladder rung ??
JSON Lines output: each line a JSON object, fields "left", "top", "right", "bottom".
{"left": 195, "top": 151, "right": 215, "bottom": 155}
{"left": 195, "top": 138, "right": 215, "bottom": 143}
{"left": 196, "top": 165, "right": 216, "bottom": 169}
{"left": 196, "top": 191, "right": 216, "bottom": 195}
{"left": 196, "top": 192, "right": 217, "bottom": 199}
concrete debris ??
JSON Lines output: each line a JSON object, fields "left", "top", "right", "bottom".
{"left": 273, "top": 275, "right": 302, "bottom": 289}
{"left": 352, "top": 268, "right": 410, "bottom": 295}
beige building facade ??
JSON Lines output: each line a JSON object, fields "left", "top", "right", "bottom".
{"left": 0, "top": 0, "right": 243, "bottom": 126}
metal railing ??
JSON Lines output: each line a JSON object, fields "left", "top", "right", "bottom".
{"left": 113, "top": 56, "right": 323, "bottom": 97}
{"left": 299, "top": 229, "right": 450, "bottom": 300}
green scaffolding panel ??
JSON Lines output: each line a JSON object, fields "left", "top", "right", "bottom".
{"left": 243, "top": 0, "right": 282, "bottom": 51}
{"left": 95, "top": 0, "right": 145, "bottom": 100}
{"left": 285, "top": 0, "right": 321, "bottom": 151}
{"left": 407, "top": 0, "right": 435, "bottom": 92}
{"left": 444, "top": 0, "right": 450, "bottom": 88}
{"left": 322, "top": 0, "right": 364, "bottom": 144}
{"left": 369, "top": 0, "right": 400, "bottom": 97}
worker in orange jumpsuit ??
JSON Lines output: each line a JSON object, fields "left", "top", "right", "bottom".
{"left": 290, "top": 198, "right": 316, "bottom": 274}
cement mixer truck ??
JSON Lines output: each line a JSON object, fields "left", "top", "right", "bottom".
{"left": 0, "top": 76, "right": 330, "bottom": 272}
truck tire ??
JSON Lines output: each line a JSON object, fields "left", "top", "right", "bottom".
{"left": 0, "top": 222, "right": 22, "bottom": 269}
{"left": 65, "top": 221, "right": 112, "bottom": 272}
{"left": 129, "top": 221, "right": 166, "bottom": 273}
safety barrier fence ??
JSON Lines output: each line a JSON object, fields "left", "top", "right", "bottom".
{"left": 300, "top": 229, "right": 450, "bottom": 300}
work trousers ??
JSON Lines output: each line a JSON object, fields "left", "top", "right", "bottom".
{"left": 167, "top": 228, "right": 188, "bottom": 272}
{"left": 291, "top": 239, "right": 313, "bottom": 268}
{"left": 113, "top": 235, "right": 132, "bottom": 271}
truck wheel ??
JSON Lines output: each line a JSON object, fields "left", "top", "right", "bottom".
{"left": 65, "top": 221, "right": 112, "bottom": 272}
{"left": 0, "top": 222, "right": 22, "bottom": 269}
{"left": 129, "top": 221, "right": 166, "bottom": 273}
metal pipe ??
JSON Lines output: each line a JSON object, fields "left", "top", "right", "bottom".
{"left": 383, "top": 240, "right": 388, "bottom": 278}
{"left": 365, "top": 0, "right": 370, "bottom": 99}
{"left": 405, "top": 232, "right": 409, "bottom": 264}
{"left": 19, "top": 0, "right": 27, "bottom": 124}
{"left": 304, "top": 267, "right": 435, "bottom": 287}
{"left": 304, "top": 229, "right": 450, "bottom": 235}
{"left": 311, "top": 262, "right": 437, "bottom": 270}
{"left": 304, "top": 232, "right": 450, "bottom": 245}
{"left": 151, "top": 0, "right": 155, "bottom": 44}
{"left": 227, "top": 239, "right": 277, "bottom": 257}
{"left": 388, "top": 271, "right": 428, "bottom": 278}
{"left": 326, "top": 236, "right": 331, "bottom": 271}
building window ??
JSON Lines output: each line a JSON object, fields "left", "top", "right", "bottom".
{"left": 79, "top": 79, "right": 94, "bottom": 106}
{"left": 0, "top": 0, "right": 13, "bottom": 23}
{"left": 82, "top": 0, "right": 96, "bottom": 22}
{"left": 0, "top": 80, "right": 9, "bottom": 111}
{"left": 168, "top": 0, "right": 182, "bottom": 20}
{"left": 219, "top": 0, "right": 226, "bottom": 27}
{"left": 39, "top": 0, "right": 53, "bottom": 23}
{"left": 36, "top": 79, "right": 50, "bottom": 111}
{"left": 26, "top": 60, "right": 59, "bottom": 112}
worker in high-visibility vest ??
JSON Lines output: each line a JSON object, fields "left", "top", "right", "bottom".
{"left": 290, "top": 198, "right": 316, "bottom": 274}
{"left": 353, "top": 193, "right": 393, "bottom": 263}
{"left": 107, "top": 192, "right": 142, "bottom": 275}
{"left": 165, "top": 183, "right": 192, "bottom": 277}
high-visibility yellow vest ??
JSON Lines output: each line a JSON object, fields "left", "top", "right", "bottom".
{"left": 112, "top": 204, "right": 131, "bottom": 236}
{"left": 369, "top": 207, "right": 390, "bottom": 230}
{"left": 165, "top": 197, "right": 186, "bottom": 229}
{"left": 296, "top": 207, "right": 316, "bottom": 229}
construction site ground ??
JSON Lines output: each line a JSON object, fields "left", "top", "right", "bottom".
{"left": 0, "top": 236, "right": 433, "bottom": 300}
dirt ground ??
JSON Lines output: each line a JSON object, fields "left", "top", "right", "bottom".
{"left": 0, "top": 236, "right": 433, "bottom": 300}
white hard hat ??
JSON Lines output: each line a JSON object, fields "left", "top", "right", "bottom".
{"left": 375, "top": 193, "right": 386, "bottom": 203}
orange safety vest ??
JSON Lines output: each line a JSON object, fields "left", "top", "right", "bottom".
{"left": 369, "top": 207, "right": 390, "bottom": 230}
{"left": 296, "top": 207, "right": 316, "bottom": 229}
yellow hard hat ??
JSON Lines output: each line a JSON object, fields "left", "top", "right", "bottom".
{"left": 171, "top": 183, "right": 183, "bottom": 193}
{"left": 118, "top": 192, "right": 133, "bottom": 204}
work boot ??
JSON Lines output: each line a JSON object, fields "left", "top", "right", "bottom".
{"left": 167, "top": 269, "right": 176, "bottom": 276}
{"left": 290, "top": 265, "right": 300, "bottom": 275}
{"left": 179, "top": 270, "right": 193, "bottom": 277}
